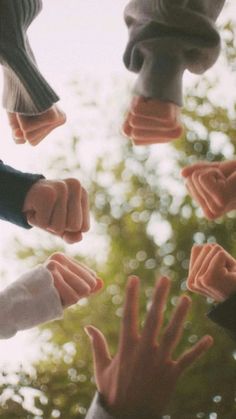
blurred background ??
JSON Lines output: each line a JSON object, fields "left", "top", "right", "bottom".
{"left": 0, "top": 0, "right": 236, "bottom": 417}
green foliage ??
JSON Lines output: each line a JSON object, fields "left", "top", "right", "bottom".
{"left": 2, "top": 21, "right": 236, "bottom": 419}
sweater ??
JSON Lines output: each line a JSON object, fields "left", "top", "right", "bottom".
{"left": 0, "top": 160, "right": 44, "bottom": 228}
{"left": 0, "top": 264, "right": 63, "bottom": 339}
{"left": 0, "top": 0, "right": 59, "bottom": 115}
{"left": 123, "top": 0, "right": 226, "bottom": 105}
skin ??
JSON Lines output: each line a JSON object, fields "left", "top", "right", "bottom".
{"left": 46, "top": 253, "right": 103, "bottom": 308}
{"left": 187, "top": 243, "right": 236, "bottom": 302}
{"left": 122, "top": 96, "right": 183, "bottom": 146}
{"left": 85, "top": 276, "right": 213, "bottom": 419}
{"left": 23, "top": 178, "right": 90, "bottom": 244}
{"left": 182, "top": 160, "right": 236, "bottom": 219}
{"left": 7, "top": 104, "right": 66, "bottom": 146}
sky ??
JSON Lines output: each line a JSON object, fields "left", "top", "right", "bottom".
{"left": 0, "top": 0, "right": 235, "bottom": 369}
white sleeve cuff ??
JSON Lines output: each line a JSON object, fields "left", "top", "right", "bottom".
{"left": 0, "top": 265, "right": 63, "bottom": 339}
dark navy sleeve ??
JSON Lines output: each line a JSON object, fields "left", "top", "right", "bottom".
{"left": 0, "top": 161, "right": 44, "bottom": 228}
{"left": 207, "top": 294, "right": 236, "bottom": 341}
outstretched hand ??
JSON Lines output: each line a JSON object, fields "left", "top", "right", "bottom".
{"left": 46, "top": 253, "right": 103, "bottom": 307}
{"left": 182, "top": 160, "right": 236, "bottom": 219}
{"left": 122, "top": 96, "right": 183, "bottom": 146}
{"left": 187, "top": 243, "right": 236, "bottom": 302}
{"left": 23, "top": 178, "right": 90, "bottom": 243}
{"left": 85, "top": 276, "right": 212, "bottom": 419}
{"left": 7, "top": 104, "right": 66, "bottom": 146}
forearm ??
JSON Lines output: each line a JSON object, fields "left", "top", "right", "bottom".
{"left": 123, "top": 0, "right": 225, "bottom": 105}
{"left": 0, "top": 265, "right": 63, "bottom": 339}
{"left": 0, "top": 0, "right": 59, "bottom": 115}
{"left": 0, "top": 161, "right": 44, "bottom": 228}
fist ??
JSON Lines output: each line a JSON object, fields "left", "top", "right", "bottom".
{"left": 7, "top": 104, "right": 66, "bottom": 146}
{"left": 46, "top": 253, "right": 103, "bottom": 307}
{"left": 187, "top": 243, "right": 236, "bottom": 302}
{"left": 23, "top": 178, "right": 90, "bottom": 243}
{"left": 122, "top": 96, "right": 183, "bottom": 145}
{"left": 182, "top": 160, "right": 236, "bottom": 219}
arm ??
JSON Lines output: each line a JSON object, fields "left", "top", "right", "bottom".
{"left": 0, "top": 265, "right": 63, "bottom": 339}
{"left": 0, "top": 253, "right": 103, "bottom": 339}
{"left": 0, "top": 161, "right": 44, "bottom": 228}
{"left": 123, "top": 0, "right": 225, "bottom": 105}
{"left": 85, "top": 276, "right": 212, "bottom": 419}
{"left": 0, "top": 0, "right": 59, "bottom": 115}
{"left": 187, "top": 243, "right": 236, "bottom": 340}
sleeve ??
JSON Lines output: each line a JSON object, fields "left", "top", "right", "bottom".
{"left": 123, "top": 0, "right": 226, "bottom": 105}
{"left": 207, "top": 293, "right": 236, "bottom": 341}
{"left": 85, "top": 394, "right": 117, "bottom": 419}
{"left": 0, "top": 0, "right": 59, "bottom": 115}
{"left": 85, "top": 393, "right": 161, "bottom": 419}
{"left": 0, "top": 160, "right": 44, "bottom": 228}
{"left": 0, "top": 265, "right": 63, "bottom": 339}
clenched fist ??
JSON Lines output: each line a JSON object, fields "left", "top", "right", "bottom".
{"left": 7, "top": 104, "right": 66, "bottom": 146}
{"left": 187, "top": 243, "right": 236, "bottom": 302}
{"left": 23, "top": 178, "right": 90, "bottom": 243}
{"left": 182, "top": 160, "right": 236, "bottom": 219}
{"left": 46, "top": 253, "right": 103, "bottom": 307}
{"left": 122, "top": 96, "right": 183, "bottom": 145}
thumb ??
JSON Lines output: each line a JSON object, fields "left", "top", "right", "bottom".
{"left": 84, "top": 325, "right": 111, "bottom": 379}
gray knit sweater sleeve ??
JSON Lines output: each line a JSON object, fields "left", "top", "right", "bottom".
{"left": 123, "top": 0, "right": 225, "bottom": 105}
{"left": 0, "top": 0, "right": 59, "bottom": 115}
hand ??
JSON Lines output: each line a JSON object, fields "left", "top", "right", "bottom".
{"left": 85, "top": 276, "right": 212, "bottom": 419}
{"left": 7, "top": 104, "right": 66, "bottom": 146}
{"left": 46, "top": 253, "right": 103, "bottom": 307}
{"left": 187, "top": 243, "right": 236, "bottom": 302}
{"left": 122, "top": 96, "right": 183, "bottom": 146}
{"left": 181, "top": 160, "right": 236, "bottom": 219}
{"left": 23, "top": 178, "right": 90, "bottom": 243}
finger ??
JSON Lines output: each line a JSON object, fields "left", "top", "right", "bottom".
{"left": 220, "top": 160, "right": 236, "bottom": 177}
{"left": 47, "top": 182, "right": 68, "bottom": 235}
{"left": 192, "top": 171, "right": 223, "bottom": 215}
{"left": 120, "top": 276, "right": 140, "bottom": 348}
{"left": 195, "top": 244, "right": 223, "bottom": 280}
{"left": 186, "top": 178, "right": 215, "bottom": 219}
{"left": 181, "top": 162, "right": 218, "bottom": 178}
{"left": 17, "top": 106, "right": 66, "bottom": 131}
{"left": 131, "top": 126, "right": 182, "bottom": 141}
{"left": 81, "top": 188, "right": 90, "bottom": 232}
{"left": 48, "top": 253, "right": 98, "bottom": 289}
{"left": 141, "top": 276, "right": 170, "bottom": 346}
{"left": 48, "top": 265, "right": 80, "bottom": 307}
{"left": 131, "top": 97, "right": 180, "bottom": 121}
{"left": 23, "top": 124, "right": 58, "bottom": 146}
{"left": 64, "top": 179, "right": 83, "bottom": 232}
{"left": 159, "top": 295, "right": 191, "bottom": 359}
{"left": 177, "top": 335, "right": 213, "bottom": 373}
{"left": 129, "top": 114, "right": 180, "bottom": 131}
{"left": 198, "top": 170, "right": 226, "bottom": 209}
{"left": 49, "top": 253, "right": 97, "bottom": 277}
{"left": 51, "top": 262, "right": 93, "bottom": 297}
{"left": 84, "top": 325, "right": 111, "bottom": 381}
{"left": 189, "top": 245, "right": 202, "bottom": 273}
{"left": 187, "top": 244, "right": 214, "bottom": 292}
{"left": 122, "top": 113, "right": 133, "bottom": 137}
{"left": 63, "top": 231, "right": 83, "bottom": 244}
{"left": 23, "top": 185, "right": 57, "bottom": 230}
{"left": 7, "top": 112, "right": 24, "bottom": 142}
{"left": 92, "top": 278, "right": 104, "bottom": 293}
